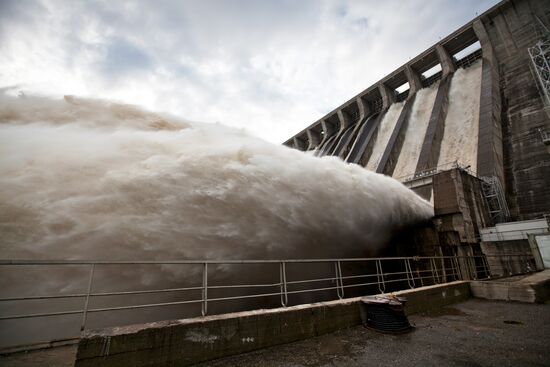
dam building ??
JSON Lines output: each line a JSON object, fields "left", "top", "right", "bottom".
{"left": 1, "top": 0, "right": 550, "bottom": 364}
{"left": 283, "top": 0, "right": 550, "bottom": 267}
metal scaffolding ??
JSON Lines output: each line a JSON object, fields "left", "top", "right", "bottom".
{"left": 528, "top": 18, "right": 550, "bottom": 105}
{"left": 481, "top": 176, "right": 510, "bottom": 225}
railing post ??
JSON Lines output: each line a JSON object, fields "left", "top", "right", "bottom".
{"left": 430, "top": 258, "right": 440, "bottom": 284}
{"left": 440, "top": 257, "right": 448, "bottom": 283}
{"left": 454, "top": 255, "right": 463, "bottom": 280}
{"left": 405, "top": 259, "right": 415, "bottom": 289}
{"left": 449, "top": 256, "right": 460, "bottom": 280}
{"left": 506, "top": 256, "right": 513, "bottom": 276}
{"left": 201, "top": 262, "right": 208, "bottom": 316}
{"left": 279, "top": 261, "right": 288, "bottom": 307}
{"left": 335, "top": 261, "right": 344, "bottom": 299}
{"left": 376, "top": 260, "right": 385, "bottom": 293}
{"left": 468, "top": 256, "right": 478, "bottom": 280}
{"left": 81, "top": 263, "right": 95, "bottom": 331}
{"left": 482, "top": 255, "right": 491, "bottom": 278}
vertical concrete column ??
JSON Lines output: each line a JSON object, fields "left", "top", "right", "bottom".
{"left": 414, "top": 45, "right": 458, "bottom": 189}
{"left": 346, "top": 98, "right": 384, "bottom": 164}
{"left": 436, "top": 44, "right": 456, "bottom": 77}
{"left": 473, "top": 18, "right": 505, "bottom": 190}
{"left": 321, "top": 119, "right": 336, "bottom": 139}
{"left": 331, "top": 109, "right": 355, "bottom": 157}
{"left": 405, "top": 65, "right": 423, "bottom": 96}
{"left": 473, "top": 19, "right": 497, "bottom": 70}
{"left": 379, "top": 82, "right": 395, "bottom": 110}
{"left": 337, "top": 109, "right": 351, "bottom": 131}
{"left": 306, "top": 129, "right": 321, "bottom": 150}
{"left": 356, "top": 96, "right": 371, "bottom": 122}
{"left": 315, "top": 119, "right": 330, "bottom": 151}
{"left": 321, "top": 113, "right": 343, "bottom": 156}
{"left": 376, "top": 94, "right": 417, "bottom": 174}
{"left": 337, "top": 98, "right": 373, "bottom": 160}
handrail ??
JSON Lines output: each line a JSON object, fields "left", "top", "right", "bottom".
{"left": 394, "top": 160, "right": 478, "bottom": 183}
{"left": 0, "top": 253, "right": 537, "bottom": 352}
{"left": 0, "top": 254, "right": 533, "bottom": 265}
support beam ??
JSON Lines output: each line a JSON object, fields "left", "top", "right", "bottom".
{"left": 356, "top": 96, "right": 371, "bottom": 122}
{"left": 376, "top": 95, "right": 417, "bottom": 175}
{"left": 332, "top": 108, "right": 357, "bottom": 158}
{"left": 379, "top": 82, "right": 395, "bottom": 110}
{"left": 325, "top": 109, "right": 352, "bottom": 156}
{"left": 415, "top": 73, "right": 454, "bottom": 176}
{"left": 306, "top": 129, "right": 321, "bottom": 151}
{"left": 473, "top": 18, "right": 504, "bottom": 189}
{"left": 314, "top": 119, "right": 338, "bottom": 156}
{"left": 345, "top": 113, "right": 380, "bottom": 164}
{"left": 337, "top": 109, "right": 351, "bottom": 130}
{"left": 405, "top": 65, "right": 423, "bottom": 96}
{"left": 336, "top": 98, "right": 372, "bottom": 159}
{"left": 321, "top": 119, "right": 336, "bottom": 138}
{"left": 436, "top": 44, "right": 456, "bottom": 77}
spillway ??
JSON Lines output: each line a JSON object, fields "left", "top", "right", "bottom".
{"left": 345, "top": 114, "right": 379, "bottom": 164}
{"left": 392, "top": 82, "right": 440, "bottom": 179}
{"left": 365, "top": 101, "right": 405, "bottom": 171}
{"left": 0, "top": 92, "right": 433, "bottom": 263}
{"left": 437, "top": 61, "right": 482, "bottom": 173}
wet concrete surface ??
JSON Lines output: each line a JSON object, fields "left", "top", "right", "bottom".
{"left": 0, "top": 345, "right": 76, "bottom": 367}
{"left": 196, "top": 299, "right": 549, "bottom": 367}
{"left": 1, "top": 299, "right": 549, "bottom": 367}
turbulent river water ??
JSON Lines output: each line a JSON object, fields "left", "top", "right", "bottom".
{"left": 0, "top": 91, "right": 436, "bottom": 347}
{"left": 0, "top": 92, "right": 433, "bottom": 262}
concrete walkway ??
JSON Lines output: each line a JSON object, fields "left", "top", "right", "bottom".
{"left": 194, "top": 299, "right": 550, "bottom": 367}
{"left": 1, "top": 299, "right": 549, "bottom": 367}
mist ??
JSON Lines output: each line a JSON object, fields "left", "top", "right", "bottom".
{"left": 0, "top": 92, "right": 433, "bottom": 262}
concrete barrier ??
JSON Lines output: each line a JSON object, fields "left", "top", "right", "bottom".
{"left": 75, "top": 281, "right": 470, "bottom": 367}
{"left": 470, "top": 269, "right": 550, "bottom": 303}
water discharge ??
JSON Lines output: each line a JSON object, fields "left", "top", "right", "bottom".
{"left": 437, "top": 61, "right": 482, "bottom": 172}
{"left": 392, "top": 82, "right": 439, "bottom": 179}
{"left": 366, "top": 101, "right": 405, "bottom": 171}
{"left": 0, "top": 92, "right": 433, "bottom": 262}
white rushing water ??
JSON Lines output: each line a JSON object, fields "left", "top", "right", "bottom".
{"left": 437, "top": 62, "right": 482, "bottom": 172}
{"left": 366, "top": 101, "right": 405, "bottom": 171}
{"left": 392, "top": 82, "right": 440, "bottom": 179}
{"left": 0, "top": 93, "right": 433, "bottom": 262}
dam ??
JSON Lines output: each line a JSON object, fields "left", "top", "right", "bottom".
{"left": 284, "top": 0, "right": 550, "bottom": 265}
{"left": 0, "top": 0, "right": 549, "bottom": 365}
{"left": 286, "top": 0, "right": 549, "bottom": 216}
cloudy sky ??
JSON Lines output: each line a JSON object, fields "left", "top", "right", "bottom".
{"left": 0, "top": 0, "right": 498, "bottom": 143}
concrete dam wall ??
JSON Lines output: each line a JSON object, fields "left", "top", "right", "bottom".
{"left": 284, "top": 0, "right": 550, "bottom": 222}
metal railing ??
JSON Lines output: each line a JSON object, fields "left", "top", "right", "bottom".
{"left": 395, "top": 89, "right": 409, "bottom": 102}
{"left": 0, "top": 253, "right": 537, "bottom": 352}
{"left": 394, "top": 160, "right": 476, "bottom": 183}
{"left": 371, "top": 98, "right": 383, "bottom": 114}
{"left": 421, "top": 70, "right": 443, "bottom": 88}
{"left": 455, "top": 48, "right": 483, "bottom": 69}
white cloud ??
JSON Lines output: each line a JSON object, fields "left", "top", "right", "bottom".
{"left": 0, "top": 0, "right": 499, "bottom": 143}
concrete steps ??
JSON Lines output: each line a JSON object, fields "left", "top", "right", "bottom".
{"left": 470, "top": 270, "right": 550, "bottom": 303}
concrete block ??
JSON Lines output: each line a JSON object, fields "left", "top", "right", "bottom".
{"left": 75, "top": 282, "right": 472, "bottom": 367}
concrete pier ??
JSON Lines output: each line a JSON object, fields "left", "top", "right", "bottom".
{"left": 415, "top": 45, "right": 456, "bottom": 176}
